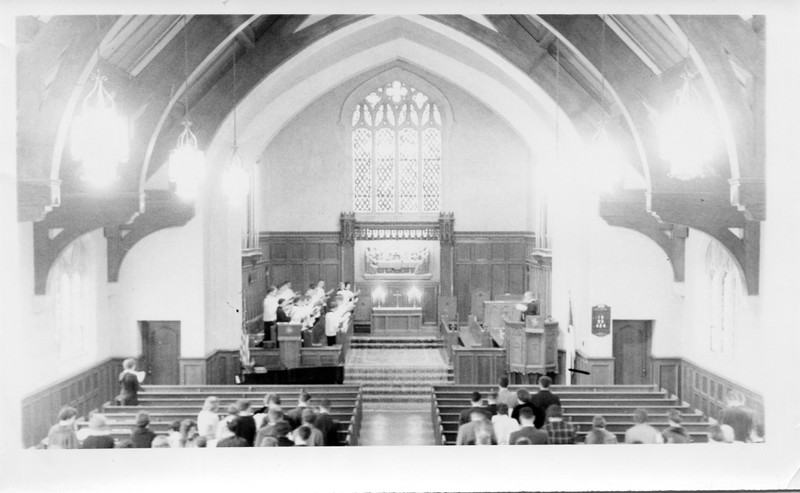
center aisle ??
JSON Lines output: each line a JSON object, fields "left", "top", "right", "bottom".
{"left": 344, "top": 336, "right": 452, "bottom": 446}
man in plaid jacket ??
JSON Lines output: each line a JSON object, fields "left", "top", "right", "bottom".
{"left": 543, "top": 404, "right": 576, "bottom": 444}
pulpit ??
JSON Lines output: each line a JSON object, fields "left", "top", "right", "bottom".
{"left": 277, "top": 322, "right": 302, "bottom": 369}
{"left": 371, "top": 306, "right": 423, "bottom": 335}
{"left": 504, "top": 315, "right": 559, "bottom": 378}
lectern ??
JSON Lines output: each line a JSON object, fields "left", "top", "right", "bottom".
{"left": 277, "top": 322, "right": 302, "bottom": 369}
{"left": 503, "top": 315, "right": 559, "bottom": 378}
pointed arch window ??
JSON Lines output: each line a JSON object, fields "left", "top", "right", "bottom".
{"left": 352, "top": 80, "right": 442, "bottom": 213}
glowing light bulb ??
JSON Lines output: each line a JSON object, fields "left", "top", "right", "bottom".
{"left": 657, "top": 74, "right": 717, "bottom": 180}
{"left": 168, "top": 121, "right": 205, "bottom": 200}
{"left": 70, "top": 74, "right": 128, "bottom": 188}
{"left": 222, "top": 149, "right": 250, "bottom": 205}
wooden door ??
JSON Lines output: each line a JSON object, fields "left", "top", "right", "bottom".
{"left": 612, "top": 320, "right": 651, "bottom": 385}
{"left": 140, "top": 321, "right": 180, "bottom": 385}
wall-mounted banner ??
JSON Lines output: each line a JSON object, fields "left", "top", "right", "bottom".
{"left": 591, "top": 304, "right": 611, "bottom": 337}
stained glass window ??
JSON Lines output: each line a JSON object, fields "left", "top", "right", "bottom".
{"left": 352, "top": 80, "right": 442, "bottom": 213}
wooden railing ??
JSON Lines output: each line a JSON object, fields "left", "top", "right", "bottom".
{"left": 430, "top": 391, "right": 445, "bottom": 445}
{"left": 438, "top": 315, "right": 458, "bottom": 364}
{"left": 348, "top": 387, "right": 364, "bottom": 446}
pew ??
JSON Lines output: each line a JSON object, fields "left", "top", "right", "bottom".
{"left": 96, "top": 384, "right": 363, "bottom": 446}
{"left": 432, "top": 385, "right": 712, "bottom": 444}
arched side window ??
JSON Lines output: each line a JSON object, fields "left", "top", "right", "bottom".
{"left": 53, "top": 240, "right": 89, "bottom": 359}
{"left": 706, "top": 241, "right": 742, "bottom": 354}
{"left": 352, "top": 80, "right": 442, "bottom": 213}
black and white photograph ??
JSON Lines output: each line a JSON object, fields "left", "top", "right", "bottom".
{"left": 1, "top": 0, "right": 799, "bottom": 491}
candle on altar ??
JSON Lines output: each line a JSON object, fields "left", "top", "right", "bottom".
{"left": 372, "top": 286, "right": 387, "bottom": 307}
{"left": 407, "top": 286, "right": 422, "bottom": 307}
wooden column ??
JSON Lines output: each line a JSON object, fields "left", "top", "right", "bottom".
{"left": 340, "top": 212, "right": 355, "bottom": 284}
{"left": 439, "top": 212, "right": 455, "bottom": 298}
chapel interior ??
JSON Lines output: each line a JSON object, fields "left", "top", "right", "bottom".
{"left": 5, "top": 11, "right": 798, "bottom": 469}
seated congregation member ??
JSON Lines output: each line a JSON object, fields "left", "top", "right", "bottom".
{"left": 474, "top": 422, "right": 495, "bottom": 446}
{"left": 530, "top": 376, "right": 560, "bottom": 429}
{"left": 511, "top": 389, "right": 536, "bottom": 424}
{"left": 75, "top": 410, "right": 96, "bottom": 443}
{"left": 509, "top": 407, "right": 549, "bottom": 445}
{"left": 486, "top": 390, "right": 499, "bottom": 416}
{"left": 292, "top": 409, "right": 323, "bottom": 446}
{"left": 543, "top": 405, "right": 575, "bottom": 444}
{"left": 314, "top": 398, "right": 339, "bottom": 446}
{"left": 661, "top": 409, "right": 691, "bottom": 444}
{"left": 216, "top": 404, "right": 240, "bottom": 443}
{"left": 81, "top": 414, "right": 115, "bottom": 449}
{"left": 497, "top": 376, "right": 517, "bottom": 410}
{"left": 720, "top": 390, "right": 754, "bottom": 443}
{"left": 286, "top": 390, "right": 313, "bottom": 429}
{"left": 459, "top": 391, "right": 492, "bottom": 426}
{"left": 117, "top": 440, "right": 134, "bottom": 448}
{"left": 117, "top": 357, "right": 143, "bottom": 406}
{"left": 168, "top": 419, "right": 183, "bottom": 448}
{"left": 47, "top": 406, "right": 79, "bottom": 449}
{"left": 294, "top": 426, "right": 312, "bottom": 446}
{"left": 253, "top": 393, "right": 282, "bottom": 427}
{"left": 491, "top": 403, "right": 520, "bottom": 445}
{"left": 233, "top": 400, "right": 257, "bottom": 446}
{"left": 707, "top": 423, "right": 734, "bottom": 444}
{"left": 179, "top": 419, "right": 202, "bottom": 448}
{"left": 130, "top": 411, "right": 157, "bottom": 448}
{"left": 197, "top": 396, "right": 220, "bottom": 442}
{"left": 261, "top": 421, "right": 295, "bottom": 447}
{"left": 584, "top": 415, "right": 618, "bottom": 445}
{"left": 456, "top": 409, "right": 497, "bottom": 445}
{"left": 255, "top": 409, "right": 285, "bottom": 447}
{"left": 259, "top": 286, "right": 279, "bottom": 347}
{"left": 624, "top": 409, "right": 664, "bottom": 444}
{"left": 217, "top": 420, "right": 249, "bottom": 447}
{"left": 276, "top": 299, "right": 291, "bottom": 323}
{"left": 151, "top": 436, "right": 171, "bottom": 448}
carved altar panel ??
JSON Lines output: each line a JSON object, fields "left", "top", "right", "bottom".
{"left": 354, "top": 240, "right": 439, "bottom": 282}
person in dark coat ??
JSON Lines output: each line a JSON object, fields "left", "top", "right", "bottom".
{"left": 530, "top": 376, "right": 561, "bottom": 429}
{"left": 511, "top": 388, "right": 536, "bottom": 423}
{"left": 217, "top": 420, "right": 249, "bottom": 447}
{"left": 81, "top": 414, "right": 115, "bottom": 449}
{"left": 314, "top": 399, "right": 340, "bottom": 446}
{"left": 458, "top": 391, "right": 492, "bottom": 425}
{"left": 662, "top": 409, "right": 691, "bottom": 444}
{"left": 118, "top": 358, "right": 142, "bottom": 406}
{"left": 233, "top": 400, "right": 257, "bottom": 446}
{"left": 130, "top": 411, "right": 157, "bottom": 448}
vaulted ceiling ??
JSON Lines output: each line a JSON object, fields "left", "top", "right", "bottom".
{"left": 16, "top": 14, "right": 765, "bottom": 295}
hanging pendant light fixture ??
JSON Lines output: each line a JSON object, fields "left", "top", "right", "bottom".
{"left": 587, "top": 15, "right": 624, "bottom": 193}
{"left": 169, "top": 15, "right": 205, "bottom": 200}
{"left": 70, "top": 17, "right": 129, "bottom": 188}
{"left": 657, "top": 71, "right": 717, "bottom": 180}
{"left": 221, "top": 45, "right": 250, "bottom": 204}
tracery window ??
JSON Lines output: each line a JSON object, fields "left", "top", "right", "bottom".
{"left": 54, "top": 241, "right": 88, "bottom": 359}
{"left": 706, "top": 242, "right": 741, "bottom": 354}
{"left": 352, "top": 80, "right": 442, "bottom": 213}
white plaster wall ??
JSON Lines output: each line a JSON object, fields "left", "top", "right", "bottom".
{"left": 113, "top": 214, "right": 206, "bottom": 359}
{"left": 259, "top": 67, "right": 532, "bottom": 232}
{"left": 677, "top": 228, "right": 763, "bottom": 391}
{"left": 551, "top": 189, "right": 683, "bottom": 360}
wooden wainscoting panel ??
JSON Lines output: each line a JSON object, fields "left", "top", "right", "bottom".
{"left": 20, "top": 358, "right": 124, "bottom": 448}
{"left": 179, "top": 358, "right": 206, "bottom": 385}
